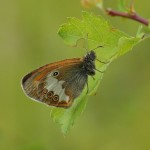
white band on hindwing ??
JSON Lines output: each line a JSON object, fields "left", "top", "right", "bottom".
{"left": 45, "top": 76, "right": 69, "bottom": 102}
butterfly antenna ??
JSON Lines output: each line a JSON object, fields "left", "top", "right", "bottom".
{"left": 84, "top": 34, "right": 103, "bottom": 54}
{"left": 96, "top": 58, "right": 110, "bottom": 64}
{"left": 91, "top": 45, "right": 103, "bottom": 51}
{"left": 91, "top": 46, "right": 110, "bottom": 64}
{"left": 84, "top": 33, "right": 89, "bottom": 53}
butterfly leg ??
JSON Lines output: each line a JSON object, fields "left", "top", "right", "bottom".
{"left": 91, "top": 76, "right": 95, "bottom": 80}
{"left": 96, "top": 58, "right": 110, "bottom": 64}
{"left": 95, "top": 68, "right": 105, "bottom": 73}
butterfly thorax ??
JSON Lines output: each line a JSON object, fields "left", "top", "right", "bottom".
{"left": 83, "top": 50, "right": 96, "bottom": 76}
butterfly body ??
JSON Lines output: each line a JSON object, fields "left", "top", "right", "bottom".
{"left": 21, "top": 50, "right": 96, "bottom": 108}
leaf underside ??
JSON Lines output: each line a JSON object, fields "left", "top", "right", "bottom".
{"left": 50, "top": 11, "right": 143, "bottom": 135}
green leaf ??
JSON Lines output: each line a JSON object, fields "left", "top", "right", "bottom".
{"left": 51, "top": 11, "right": 143, "bottom": 134}
{"left": 136, "top": 25, "right": 150, "bottom": 40}
{"left": 136, "top": 25, "right": 145, "bottom": 38}
{"left": 50, "top": 94, "right": 88, "bottom": 135}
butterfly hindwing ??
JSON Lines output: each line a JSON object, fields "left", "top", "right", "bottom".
{"left": 22, "top": 58, "right": 88, "bottom": 108}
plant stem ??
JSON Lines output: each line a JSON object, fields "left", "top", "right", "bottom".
{"left": 106, "top": 8, "right": 149, "bottom": 26}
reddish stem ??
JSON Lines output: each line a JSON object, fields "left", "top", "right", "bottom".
{"left": 106, "top": 8, "right": 149, "bottom": 26}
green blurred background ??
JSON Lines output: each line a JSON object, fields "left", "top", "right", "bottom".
{"left": 0, "top": 0, "right": 150, "bottom": 150}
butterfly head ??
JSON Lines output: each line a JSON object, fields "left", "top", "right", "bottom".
{"left": 83, "top": 50, "right": 96, "bottom": 76}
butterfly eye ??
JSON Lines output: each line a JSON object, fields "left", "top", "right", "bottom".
{"left": 52, "top": 71, "right": 59, "bottom": 77}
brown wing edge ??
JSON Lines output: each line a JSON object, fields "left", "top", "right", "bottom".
{"left": 22, "top": 72, "right": 33, "bottom": 86}
{"left": 45, "top": 98, "right": 73, "bottom": 108}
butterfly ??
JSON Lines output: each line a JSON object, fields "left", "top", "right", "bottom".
{"left": 21, "top": 48, "right": 105, "bottom": 108}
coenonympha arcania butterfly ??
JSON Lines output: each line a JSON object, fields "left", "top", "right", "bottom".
{"left": 21, "top": 47, "right": 105, "bottom": 108}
